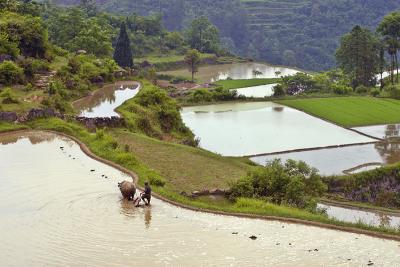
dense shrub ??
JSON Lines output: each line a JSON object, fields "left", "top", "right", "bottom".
{"left": 190, "top": 88, "right": 213, "bottom": 102}
{"left": 0, "top": 32, "right": 20, "bottom": 58}
{"left": 281, "top": 73, "right": 315, "bottom": 95}
{"left": 0, "top": 61, "right": 24, "bottom": 85}
{"left": 188, "top": 87, "right": 236, "bottom": 102}
{"left": 17, "top": 57, "right": 50, "bottom": 79}
{"left": 229, "top": 159, "right": 327, "bottom": 210}
{"left": 370, "top": 88, "right": 380, "bottom": 97}
{"left": 0, "top": 11, "right": 48, "bottom": 58}
{"left": 332, "top": 84, "right": 352, "bottom": 95}
{"left": 273, "top": 84, "right": 285, "bottom": 96}
{"left": 386, "top": 84, "right": 400, "bottom": 99}
{"left": 355, "top": 85, "right": 369, "bottom": 94}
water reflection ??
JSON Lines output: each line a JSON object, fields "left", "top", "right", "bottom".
{"left": 144, "top": 207, "right": 152, "bottom": 229}
{"left": 353, "top": 124, "right": 400, "bottom": 140}
{"left": 319, "top": 204, "right": 400, "bottom": 229}
{"left": 233, "top": 83, "right": 277, "bottom": 98}
{"left": 161, "top": 63, "right": 299, "bottom": 83}
{"left": 181, "top": 102, "right": 373, "bottom": 156}
{"left": 0, "top": 131, "right": 58, "bottom": 145}
{"left": 73, "top": 81, "right": 140, "bottom": 118}
{"left": 119, "top": 198, "right": 152, "bottom": 228}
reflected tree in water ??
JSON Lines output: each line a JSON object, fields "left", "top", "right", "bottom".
{"left": 375, "top": 140, "right": 400, "bottom": 164}
{"left": 144, "top": 207, "right": 152, "bottom": 229}
{"left": 378, "top": 213, "right": 392, "bottom": 228}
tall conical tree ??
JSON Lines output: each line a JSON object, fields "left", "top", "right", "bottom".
{"left": 113, "top": 22, "right": 133, "bottom": 68}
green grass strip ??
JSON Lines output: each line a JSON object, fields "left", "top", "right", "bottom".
{"left": 278, "top": 96, "right": 400, "bottom": 127}
{"left": 216, "top": 78, "right": 280, "bottom": 90}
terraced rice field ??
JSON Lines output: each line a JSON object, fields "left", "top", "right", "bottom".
{"left": 278, "top": 97, "right": 400, "bottom": 127}
{"left": 241, "top": 0, "right": 309, "bottom": 30}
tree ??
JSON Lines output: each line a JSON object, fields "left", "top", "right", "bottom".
{"left": 377, "top": 12, "right": 400, "bottom": 84}
{"left": 0, "top": 32, "right": 20, "bottom": 58}
{"left": 113, "top": 22, "right": 133, "bottom": 68}
{"left": 66, "top": 18, "right": 113, "bottom": 57}
{"left": 164, "top": 31, "right": 184, "bottom": 50}
{"left": 186, "top": 16, "right": 220, "bottom": 53}
{"left": 0, "top": 12, "right": 48, "bottom": 58}
{"left": 228, "top": 159, "right": 326, "bottom": 209}
{"left": 80, "top": 0, "right": 97, "bottom": 17}
{"left": 379, "top": 44, "right": 386, "bottom": 89}
{"left": 184, "top": 49, "right": 201, "bottom": 82}
{"left": 336, "top": 26, "right": 380, "bottom": 87}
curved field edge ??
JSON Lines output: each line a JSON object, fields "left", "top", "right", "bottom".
{"left": 1, "top": 121, "right": 400, "bottom": 240}
{"left": 276, "top": 97, "right": 400, "bottom": 127}
{"left": 215, "top": 78, "right": 281, "bottom": 90}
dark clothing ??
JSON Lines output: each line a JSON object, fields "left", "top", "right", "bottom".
{"left": 144, "top": 185, "right": 151, "bottom": 195}
{"left": 142, "top": 185, "right": 152, "bottom": 204}
{"left": 141, "top": 193, "right": 151, "bottom": 204}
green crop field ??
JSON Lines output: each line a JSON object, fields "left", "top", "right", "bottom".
{"left": 215, "top": 78, "right": 280, "bottom": 89}
{"left": 278, "top": 97, "right": 400, "bottom": 127}
{"left": 136, "top": 53, "right": 215, "bottom": 64}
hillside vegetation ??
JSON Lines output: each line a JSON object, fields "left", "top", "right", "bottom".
{"left": 55, "top": 0, "right": 400, "bottom": 71}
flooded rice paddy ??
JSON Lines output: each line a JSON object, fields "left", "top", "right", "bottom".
{"left": 1, "top": 131, "right": 400, "bottom": 267}
{"left": 353, "top": 124, "right": 400, "bottom": 140}
{"left": 73, "top": 81, "right": 140, "bottom": 118}
{"left": 161, "top": 62, "right": 299, "bottom": 83}
{"left": 318, "top": 203, "right": 400, "bottom": 229}
{"left": 234, "top": 83, "right": 277, "bottom": 98}
{"left": 181, "top": 102, "right": 374, "bottom": 157}
{"left": 250, "top": 141, "right": 400, "bottom": 175}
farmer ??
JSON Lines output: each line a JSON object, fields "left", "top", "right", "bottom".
{"left": 141, "top": 182, "right": 152, "bottom": 205}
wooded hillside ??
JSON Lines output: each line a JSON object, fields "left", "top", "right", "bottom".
{"left": 54, "top": 0, "right": 400, "bottom": 71}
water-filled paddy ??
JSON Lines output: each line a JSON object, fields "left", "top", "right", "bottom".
{"left": 234, "top": 83, "right": 277, "bottom": 98}
{"left": 181, "top": 102, "right": 374, "bottom": 156}
{"left": 353, "top": 124, "right": 400, "bottom": 139}
{"left": 73, "top": 81, "right": 140, "bottom": 118}
{"left": 1, "top": 131, "right": 400, "bottom": 267}
{"left": 250, "top": 141, "right": 400, "bottom": 175}
{"left": 319, "top": 204, "right": 400, "bottom": 229}
{"left": 161, "top": 62, "right": 299, "bottom": 83}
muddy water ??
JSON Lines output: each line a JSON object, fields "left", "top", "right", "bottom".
{"left": 1, "top": 131, "right": 400, "bottom": 267}
{"left": 319, "top": 204, "right": 400, "bottom": 229}
{"left": 181, "top": 102, "right": 374, "bottom": 156}
{"left": 73, "top": 81, "right": 140, "bottom": 118}
{"left": 353, "top": 124, "right": 400, "bottom": 140}
{"left": 161, "top": 62, "right": 299, "bottom": 83}
{"left": 234, "top": 83, "right": 277, "bottom": 98}
{"left": 251, "top": 142, "right": 400, "bottom": 175}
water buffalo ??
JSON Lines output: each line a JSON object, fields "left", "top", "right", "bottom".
{"left": 118, "top": 181, "right": 136, "bottom": 200}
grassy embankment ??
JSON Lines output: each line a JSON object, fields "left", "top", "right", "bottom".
{"left": 111, "top": 129, "right": 251, "bottom": 192}
{"left": 278, "top": 97, "right": 400, "bottom": 127}
{"left": 215, "top": 78, "right": 280, "bottom": 90}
